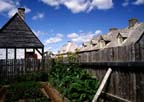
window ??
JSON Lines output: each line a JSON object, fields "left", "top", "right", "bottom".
{"left": 117, "top": 34, "right": 127, "bottom": 45}
{"left": 100, "top": 40, "right": 105, "bottom": 48}
{"left": 17, "top": 49, "right": 24, "bottom": 59}
{"left": 0, "top": 49, "right": 6, "bottom": 59}
{"left": 8, "top": 49, "right": 14, "bottom": 59}
{"left": 118, "top": 36, "right": 123, "bottom": 45}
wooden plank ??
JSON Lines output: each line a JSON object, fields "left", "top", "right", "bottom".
{"left": 101, "top": 92, "right": 132, "bottom": 102}
{"left": 92, "top": 68, "right": 112, "bottom": 102}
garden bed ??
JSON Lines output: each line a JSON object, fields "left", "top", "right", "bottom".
{"left": 0, "top": 62, "right": 99, "bottom": 102}
{"left": 5, "top": 81, "right": 50, "bottom": 102}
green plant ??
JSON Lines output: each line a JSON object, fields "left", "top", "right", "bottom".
{"left": 5, "top": 81, "right": 49, "bottom": 102}
{"left": 49, "top": 63, "right": 99, "bottom": 102}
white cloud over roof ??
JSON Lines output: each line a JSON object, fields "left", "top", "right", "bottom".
{"left": 45, "top": 33, "right": 63, "bottom": 44}
{"left": 0, "top": 0, "right": 31, "bottom": 17}
{"left": 32, "top": 12, "right": 45, "bottom": 20}
{"left": 67, "top": 30, "right": 102, "bottom": 43}
{"left": 41, "top": 0, "right": 113, "bottom": 13}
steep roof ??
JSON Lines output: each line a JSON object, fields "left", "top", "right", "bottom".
{"left": 80, "top": 21, "right": 144, "bottom": 52}
{"left": 58, "top": 41, "right": 78, "bottom": 54}
{"left": 0, "top": 13, "right": 44, "bottom": 48}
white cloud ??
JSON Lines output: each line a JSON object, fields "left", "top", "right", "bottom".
{"left": 95, "top": 30, "right": 102, "bottom": 35}
{"left": 41, "top": 0, "right": 60, "bottom": 6}
{"left": 67, "top": 32, "right": 93, "bottom": 43}
{"left": 67, "top": 30, "right": 102, "bottom": 43}
{"left": 8, "top": 7, "right": 31, "bottom": 17}
{"left": 45, "top": 33, "right": 63, "bottom": 45}
{"left": 90, "top": 0, "right": 113, "bottom": 10}
{"left": 122, "top": 0, "right": 129, "bottom": 7}
{"left": 40, "top": 0, "right": 113, "bottom": 13}
{"left": 32, "top": 12, "right": 44, "bottom": 20}
{"left": 33, "top": 30, "right": 47, "bottom": 37}
{"left": 64, "top": 0, "right": 88, "bottom": 13}
{"left": 0, "top": 0, "right": 14, "bottom": 12}
{"left": 67, "top": 33, "right": 79, "bottom": 39}
{"left": 133, "top": 0, "right": 144, "bottom": 5}
{"left": 0, "top": 0, "right": 31, "bottom": 17}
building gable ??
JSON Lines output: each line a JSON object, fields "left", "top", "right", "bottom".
{"left": 0, "top": 13, "right": 44, "bottom": 48}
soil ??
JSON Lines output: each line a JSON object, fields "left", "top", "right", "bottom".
{"left": 42, "top": 82, "right": 68, "bottom": 102}
{"left": 0, "top": 87, "right": 6, "bottom": 102}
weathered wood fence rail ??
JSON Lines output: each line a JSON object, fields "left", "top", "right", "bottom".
{"left": 0, "top": 59, "right": 44, "bottom": 80}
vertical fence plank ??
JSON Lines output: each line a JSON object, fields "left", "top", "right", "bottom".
{"left": 0, "top": 59, "right": 45, "bottom": 81}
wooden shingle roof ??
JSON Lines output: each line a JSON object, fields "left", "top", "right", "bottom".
{"left": 0, "top": 13, "right": 44, "bottom": 48}
{"left": 80, "top": 21, "right": 144, "bottom": 52}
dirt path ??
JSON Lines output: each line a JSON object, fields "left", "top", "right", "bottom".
{"left": 0, "top": 87, "right": 6, "bottom": 102}
{"left": 42, "top": 83, "right": 67, "bottom": 102}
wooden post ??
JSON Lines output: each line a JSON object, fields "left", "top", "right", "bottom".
{"left": 92, "top": 68, "right": 112, "bottom": 102}
{"left": 14, "top": 48, "right": 16, "bottom": 78}
{"left": 42, "top": 48, "right": 44, "bottom": 71}
{"left": 6, "top": 48, "right": 8, "bottom": 79}
{"left": 6, "top": 48, "right": 8, "bottom": 61}
{"left": 24, "top": 48, "right": 26, "bottom": 59}
{"left": 14, "top": 48, "right": 16, "bottom": 60}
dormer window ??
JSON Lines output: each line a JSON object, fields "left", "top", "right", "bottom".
{"left": 91, "top": 40, "right": 97, "bottom": 46}
{"left": 118, "top": 35, "right": 123, "bottom": 45}
{"left": 99, "top": 35, "right": 110, "bottom": 48}
{"left": 100, "top": 40, "right": 105, "bottom": 48}
{"left": 82, "top": 43, "right": 87, "bottom": 47}
{"left": 117, "top": 33, "right": 127, "bottom": 45}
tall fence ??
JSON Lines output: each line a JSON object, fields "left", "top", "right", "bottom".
{"left": 60, "top": 44, "right": 144, "bottom": 102}
{"left": 0, "top": 59, "right": 45, "bottom": 80}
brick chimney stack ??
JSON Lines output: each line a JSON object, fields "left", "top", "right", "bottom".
{"left": 18, "top": 8, "right": 25, "bottom": 20}
{"left": 128, "top": 18, "right": 138, "bottom": 28}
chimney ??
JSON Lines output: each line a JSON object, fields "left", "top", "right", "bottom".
{"left": 18, "top": 8, "right": 25, "bottom": 20}
{"left": 128, "top": 18, "right": 138, "bottom": 28}
{"left": 109, "top": 28, "right": 118, "bottom": 32}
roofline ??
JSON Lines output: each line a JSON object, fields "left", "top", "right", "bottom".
{"left": 0, "top": 13, "right": 17, "bottom": 32}
{"left": 17, "top": 13, "right": 44, "bottom": 47}
{"left": 0, "top": 13, "right": 44, "bottom": 48}
{"left": 135, "top": 32, "right": 144, "bottom": 44}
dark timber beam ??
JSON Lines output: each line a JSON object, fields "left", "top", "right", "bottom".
{"left": 35, "top": 48, "right": 42, "bottom": 56}
{"left": 6, "top": 48, "right": 8, "bottom": 60}
{"left": 14, "top": 48, "right": 16, "bottom": 60}
{"left": 24, "top": 48, "right": 26, "bottom": 59}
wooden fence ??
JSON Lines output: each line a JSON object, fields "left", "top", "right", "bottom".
{"left": 60, "top": 44, "right": 144, "bottom": 102}
{"left": 0, "top": 59, "right": 45, "bottom": 80}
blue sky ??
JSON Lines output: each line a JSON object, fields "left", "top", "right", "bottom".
{"left": 0, "top": 0, "right": 144, "bottom": 53}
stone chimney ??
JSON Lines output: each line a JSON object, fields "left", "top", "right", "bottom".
{"left": 18, "top": 8, "right": 25, "bottom": 20}
{"left": 128, "top": 18, "right": 138, "bottom": 28}
{"left": 109, "top": 28, "right": 118, "bottom": 32}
